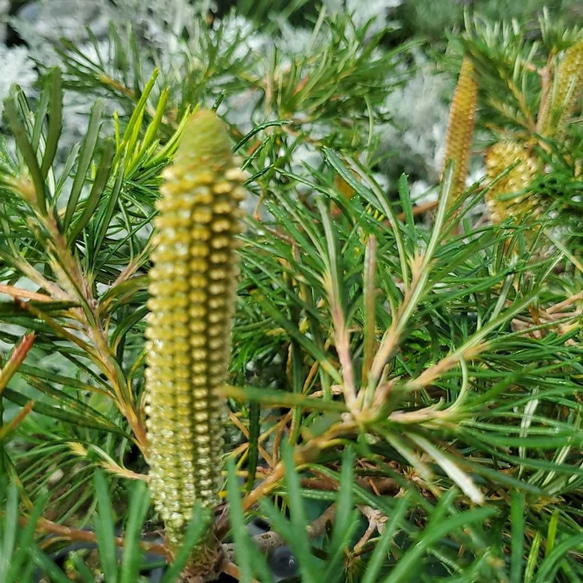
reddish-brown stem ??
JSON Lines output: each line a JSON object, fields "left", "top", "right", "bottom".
{"left": 24, "top": 516, "right": 169, "bottom": 559}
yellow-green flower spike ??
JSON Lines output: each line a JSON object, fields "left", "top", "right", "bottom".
{"left": 442, "top": 58, "right": 478, "bottom": 215}
{"left": 539, "top": 37, "right": 583, "bottom": 137}
{"left": 485, "top": 140, "right": 539, "bottom": 224}
{"left": 145, "top": 110, "right": 246, "bottom": 552}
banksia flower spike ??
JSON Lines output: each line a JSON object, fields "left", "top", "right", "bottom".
{"left": 538, "top": 37, "right": 583, "bottom": 138}
{"left": 485, "top": 140, "right": 539, "bottom": 224}
{"left": 145, "top": 110, "right": 246, "bottom": 554}
{"left": 442, "top": 57, "right": 479, "bottom": 217}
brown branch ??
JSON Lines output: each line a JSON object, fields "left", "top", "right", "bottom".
{"left": 546, "top": 290, "right": 583, "bottom": 315}
{"left": 0, "top": 285, "right": 53, "bottom": 302}
{"left": 219, "top": 560, "right": 260, "bottom": 583}
{"left": 24, "top": 516, "right": 169, "bottom": 559}
{"left": 399, "top": 199, "right": 438, "bottom": 220}
{"left": 307, "top": 502, "right": 337, "bottom": 538}
{"left": 0, "top": 333, "right": 35, "bottom": 393}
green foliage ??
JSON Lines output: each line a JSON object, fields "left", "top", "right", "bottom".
{"left": 0, "top": 2, "right": 582, "bottom": 581}
{"left": 0, "top": 474, "right": 208, "bottom": 582}
{"left": 397, "top": 0, "right": 581, "bottom": 41}
{"left": 0, "top": 483, "right": 52, "bottom": 583}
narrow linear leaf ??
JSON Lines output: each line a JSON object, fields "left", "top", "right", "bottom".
{"left": 92, "top": 162, "right": 125, "bottom": 258}
{"left": 409, "top": 434, "right": 484, "bottom": 504}
{"left": 4, "top": 90, "right": 47, "bottom": 213}
{"left": 119, "top": 480, "right": 150, "bottom": 583}
{"left": 245, "top": 401, "right": 261, "bottom": 492}
{"left": 223, "top": 384, "right": 347, "bottom": 412}
{"left": 68, "top": 139, "right": 115, "bottom": 242}
{"left": 545, "top": 509, "right": 559, "bottom": 558}
{"left": 2, "top": 387, "right": 129, "bottom": 437}
{"left": 534, "top": 533, "right": 583, "bottom": 582}
{"left": 322, "top": 448, "right": 359, "bottom": 581}
{"left": 510, "top": 490, "right": 525, "bottom": 583}
{"left": 33, "top": 550, "right": 72, "bottom": 583}
{"left": 94, "top": 472, "right": 118, "bottom": 583}
{"left": 41, "top": 68, "right": 63, "bottom": 178}
{"left": 63, "top": 100, "right": 104, "bottom": 229}
{"left": 225, "top": 459, "right": 273, "bottom": 583}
